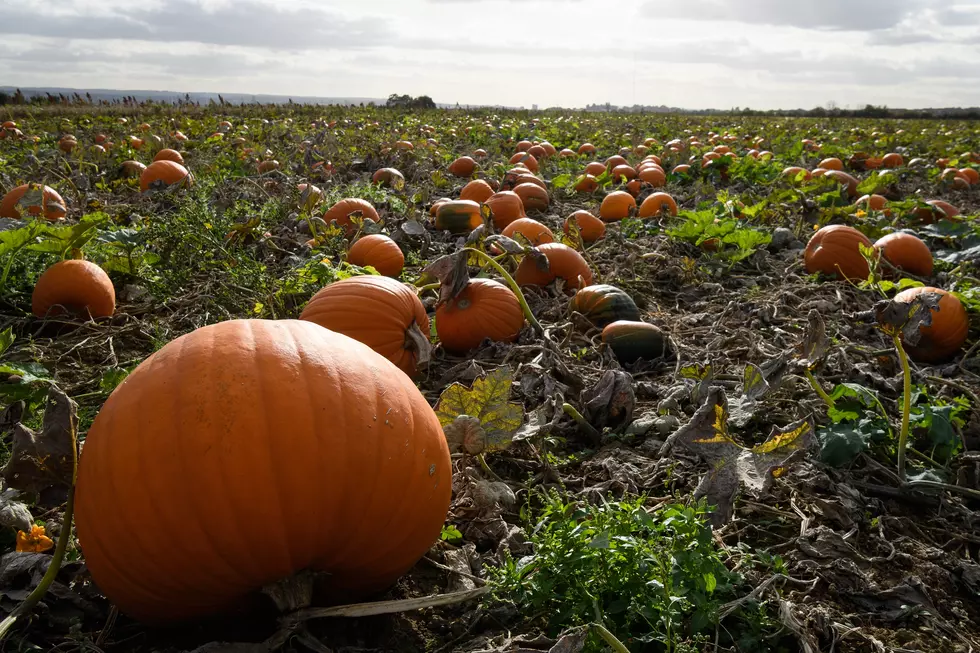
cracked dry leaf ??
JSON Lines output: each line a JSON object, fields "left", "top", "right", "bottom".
{"left": 419, "top": 251, "right": 469, "bottom": 306}
{"left": 872, "top": 292, "right": 941, "bottom": 344}
{"left": 2, "top": 387, "right": 77, "bottom": 498}
{"left": 443, "top": 415, "right": 486, "bottom": 455}
{"left": 679, "top": 362, "right": 715, "bottom": 404}
{"left": 0, "top": 489, "right": 34, "bottom": 532}
{"left": 484, "top": 234, "right": 526, "bottom": 255}
{"left": 436, "top": 367, "right": 523, "bottom": 454}
{"left": 583, "top": 370, "right": 635, "bottom": 433}
{"left": 799, "top": 309, "right": 829, "bottom": 370}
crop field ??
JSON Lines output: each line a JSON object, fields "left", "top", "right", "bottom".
{"left": 0, "top": 105, "right": 978, "bottom": 653}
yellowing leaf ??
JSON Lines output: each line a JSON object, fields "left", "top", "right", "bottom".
{"left": 435, "top": 367, "right": 523, "bottom": 454}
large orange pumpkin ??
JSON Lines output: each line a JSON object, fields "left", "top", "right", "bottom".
{"left": 0, "top": 184, "right": 67, "bottom": 221}
{"left": 323, "top": 198, "right": 381, "bottom": 236}
{"left": 140, "top": 161, "right": 192, "bottom": 192}
{"left": 638, "top": 192, "right": 678, "bottom": 218}
{"left": 300, "top": 276, "right": 429, "bottom": 375}
{"left": 448, "top": 156, "right": 477, "bottom": 178}
{"left": 824, "top": 170, "right": 859, "bottom": 198}
{"left": 347, "top": 235, "right": 405, "bottom": 277}
{"left": 513, "top": 183, "right": 549, "bottom": 213}
{"left": 874, "top": 232, "right": 933, "bottom": 278}
{"left": 893, "top": 287, "right": 969, "bottom": 362}
{"left": 435, "top": 278, "right": 524, "bottom": 352}
{"left": 75, "top": 320, "right": 451, "bottom": 623}
{"left": 32, "top": 260, "right": 115, "bottom": 319}
{"left": 485, "top": 191, "right": 525, "bottom": 229}
{"left": 460, "top": 179, "right": 494, "bottom": 203}
{"left": 515, "top": 242, "right": 593, "bottom": 291}
{"left": 502, "top": 218, "right": 554, "bottom": 245}
{"left": 584, "top": 162, "right": 607, "bottom": 177}
{"left": 599, "top": 191, "right": 636, "bottom": 222}
{"left": 804, "top": 225, "right": 873, "bottom": 281}
{"left": 564, "top": 210, "right": 606, "bottom": 243}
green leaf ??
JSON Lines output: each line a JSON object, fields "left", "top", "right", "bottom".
{"left": 856, "top": 171, "right": 897, "bottom": 195}
{"left": 440, "top": 525, "right": 463, "bottom": 543}
{"left": 0, "top": 327, "right": 14, "bottom": 358}
{"left": 588, "top": 530, "right": 611, "bottom": 549}
{"left": 703, "top": 572, "right": 717, "bottom": 593}
{"left": 99, "top": 367, "right": 130, "bottom": 393}
{"left": 817, "top": 423, "right": 870, "bottom": 467}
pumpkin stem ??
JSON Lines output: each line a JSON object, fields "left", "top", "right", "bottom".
{"left": 803, "top": 369, "right": 834, "bottom": 408}
{"left": 261, "top": 570, "right": 316, "bottom": 613}
{"left": 893, "top": 334, "right": 912, "bottom": 482}
{"left": 592, "top": 623, "right": 631, "bottom": 653}
{"left": 459, "top": 247, "right": 543, "bottom": 335}
{"left": 404, "top": 322, "right": 432, "bottom": 370}
{"left": 0, "top": 398, "right": 78, "bottom": 641}
{"left": 562, "top": 402, "right": 601, "bottom": 443}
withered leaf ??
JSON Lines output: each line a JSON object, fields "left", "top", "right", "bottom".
{"left": 583, "top": 370, "right": 635, "bottom": 434}
{"left": 741, "top": 363, "right": 770, "bottom": 401}
{"left": 419, "top": 251, "right": 469, "bottom": 306}
{"left": 466, "top": 224, "right": 486, "bottom": 246}
{"left": 442, "top": 415, "right": 486, "bottom": 455}
{"left": 799, "top": 310, "right": 829, "bottom": 370}
{"left": 873, "top": 292, "right": 941, "bottom": 344}
{"left": 435, "top": 367, "right": 523, "bottom": 454}
{"left": 484, "top": 234, "right": 526, "bottom": 255}
{"left": 0, "top": 489, "right": 34, "bottom": 533}
{"left": 400, "top": 220, "right": 426, "bottom": 237}
{"left": 2, "top": 387, "right": 77, "bottom": 497}
{"left": 525, "top": 247, "right": 551, "bottom": 274}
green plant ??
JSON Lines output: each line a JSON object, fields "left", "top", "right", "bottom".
{"left": 489, "top": 492, "right": 775, "bottom": 652}
{"left": 667, "top": 209, "right": 770, "bottom": 262}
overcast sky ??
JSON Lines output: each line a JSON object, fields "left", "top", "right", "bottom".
{"left": 3, "top": 0, "right": 980, "bottom": 109}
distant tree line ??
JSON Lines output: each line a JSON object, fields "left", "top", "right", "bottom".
{"left": 385, "top": 94, "right": 436, "bottom": 109}
{"left": 584, "top": 102, "right": 980, "bottom": 120}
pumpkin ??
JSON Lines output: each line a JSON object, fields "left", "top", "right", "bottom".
{"left": 671, "top": 164, "right": 692, "bottom": 175}
{"left": 540, "top": 142, "right": 557, "bottom": 157}
{"left": 75, "top": 319, "right": 451, "bottom": 623}
{"left": 914, "top": 199, "right": 960, "bottom": 224}
{"left": 818, "top": 157, "right": 843, "bottom": 171}
{"left": 857, "top": 194, "right": 888, "bottom": 213}
{"left": 638, "top": 192, "right": 678, "bottom": 218}
{"left": 435, "top": 200, "right": 483, "bottom": 234}
{"left": 448, "top": 156, "right": 477, "bottom": 178}
{"left": 513, "top": 183, "right": 549, "bottom": 213}
{"left": 515, "top": 243, "right": 593, "bottom": 291}
{"left": 605, "top": 155, "right": 628, "bottom": 170}
{"left": 960, "top": 168, "right": 979, "bottom": 185}
{"left": 824, "top": 170, "right": 859, "bottom": 197}
{"left": 578, "top": 143, "right": 597, "bottom": 155}
{"left": 323, "top": 198, "right": 381, "bottom": 236}
{"left": 502, "top": 217, "right": 554, "bottom": 245}
{"left": 509, "top": 173, "right": 546, "bottom": 191}
{"left": 564, "top": 210, "right": 606, "bottom": 243}
{"left": 140, "top": 161, "right": 192, "bottom": 192}
{"left": 509, "top": 152, "right": 539, "bottom": 173}
{"left": 347, "top": 235, "right": 405, "bottom": 277}
{"left": 300, "top": 275, "right": 429, "bottom": 375}
{"left": 637, "top": 166, "right": 666, "bottom": 186}
{"left": 893, "top": 287, "right": 969, "bottom": 362}
{"left": 569, "top": 285, "right": 640, "bottom": 328}
{"left": 32, "top": 259, "right": 115, "bottom": 319}
{"left": 257, "top": 160, "right": 280, "bottom": 174}
{"left": 574, "top": 174, "right": 599, "bottom": 193}
{"left": 599, "top": 191, "right": 636, "bottom": 222}
{"left": 460, "top": 179, "right": 494, "bottom": 203}
{"left": 515, "top": 140, "right": 532, "bottom": 152}
{"left": 485, "top": 191, "right": 526, "bottom": 229}
{"left": 610, "top": 164, "right": 636, "bottom": 181}
{"left": 527, "top": 144, "right": 547, "bottom": 160}
{"left": 782, "top": 166, "right": 810, "bottom": 181}
{"left": 882, "top": 152, "right": 904, "bottom": 168}
{"left": 584, "top": 162, "right": 607, "bottom": 177}
{"left": 58, "top": 136, "right": 77, "bottom": 153}
{"left": 602, "top": 321, "right": 671, "bottom": 363}
{"left": 0, "top": 184, "right": 67, "bottom": 221}
{"left": 372, "top": 168, "right": 405, "bottom": 189}
{"left": 120, "top": 161, "right": 147, "bottom": 178}
{"left": 874, "top": 232, "right": 933, "bottom": 278}
{"left": 435, "top": 278, "right": 524, "bottom": 352}
{"left": 559, "top": 148, "right": 577, "bottom": 158}
{"left": 804, "top": 225, "right": 873, "bottom": 281}
{"left": 154, "top": 149, "right": 185, "bottom": 165}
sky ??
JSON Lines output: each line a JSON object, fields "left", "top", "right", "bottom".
{"left": 2, "top": 0, "right": 980, "bottom": 110}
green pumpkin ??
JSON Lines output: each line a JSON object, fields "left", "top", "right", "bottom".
{"left": 602, "top": 320, "right": 671, "bottom": 363}
{"left": 569, "top": 284, "right": 640, "bottom": 328}
{"left": 435, "top": 200, "right": 483, "bottom": 235}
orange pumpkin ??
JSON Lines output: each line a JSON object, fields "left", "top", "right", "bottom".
{"left": 372, "top": 168, "right": 405, "bottom": 189}
{"left": 485, "top": 191, "right": 526, "bottom": 229}
{"left": 605, "top": 155, "right": 628, "bottom": 170}
{"left": 599, "top": 191, "right": 636, "bottom": 222}
{"left": 914, "top": 200, "right": 960, "bottom": 224}
{"left": 509, "top": 152, "right": 539, "bottom": 173}
{"left": 347, "top": 235, "right": 405, "bottom": 277}
{"left": 502, "top": 217, "right": 554, "bottom": 245}
{"left": 610, "top": 164, "right": 636, "bottom": 181}
{"left": 32, "top": 260, "right": 115, "bottom": 319}
{"left": 584, "top": 162, "right": 607, "bottom": 177}
{"left": 323, "top": 198, "right": 382, "bottom": 236}
{"left": 257, "top": 160, "right": 280, "bottom": 174}
{"left": 154, "top": 149, "right": 185, "bottom": 165}
{"left": 0, "top": 184, "right": 67, "bottom": 220}
{"left": 856, "top": 194, "right": 888, "bottom": 213}
{"left": 894, "top": 287, "right": 969, "bottom": 362}
{"left": 782, "top": 166, "right": 810, "bottom": 182}
{"left": 882, "top": 152, "right": 904, "bottom": 168}
{"left": 578, "top": 143, "right": 597, "bottom": 155}
{"left": 140, "top": 161, "right": 192, "bottom": 192}
{"left": 435, "top": 278, "right": 524, "bottom": 352}
{"left": 300, "top": 275, "right": 429, "bottom": 375}
{"left": 564, "top": 211, "right": 606, "bottom": 243}
{"left": 818, "top": 157, "right": 843, "bottom": 171}
{"left": 671, "top": 164, "right": 692, "bottom": 175}
{"left": 638, "top": 192, "right": 678, "bottom": 218}
{"left": 824, "top": 170, "right": 859, "bottom": 198}
{"left": 435, "top": 200, "right": 483, "bottom": 234}
{"left": 120, "top": 161, "right": 147, "bottom": 178}
{"left": 637, "top": 166, "right": 666, "bottom": 187}
{"left": 515, "top": 243, "right": 593, "bottom": 291}
{"left": 460, "top": 179, "right": 494, "bottom": 203}
{"left": 513, "top": 183, "right": 549, "bottom": 213}
{"left": 804, "top": 225, "right": 873, "bottom": 281}
{"left": 448, "top": 156, "right": 477, "bottom": 178}
{"left": 874, "top": 232, "right": 933, "bottom": 278}
{"left": 75, "top": 319, "right": 451, "bottom": 623}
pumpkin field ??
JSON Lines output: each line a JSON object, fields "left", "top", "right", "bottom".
{"left": 1, "top": 104, "right": 980, "bottom": 653}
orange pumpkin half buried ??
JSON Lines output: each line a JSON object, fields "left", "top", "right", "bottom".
{"left": 32, "top": 260, "right": 115, "bottom": 319}
{"left": 0, "top": 184, "right": 67, "bottom": 221}
{"left": 75, "top": 319, "right": 452, "bottom": 624}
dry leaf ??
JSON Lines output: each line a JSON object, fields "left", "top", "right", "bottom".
{"left": 435, "top": 367, "right": 523, "bottom": 454}
{"left": 2, "top": 387, "right": 77, "bottom": 498}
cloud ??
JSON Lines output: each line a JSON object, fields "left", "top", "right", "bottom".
{"left": 0, "top": 0, "right": 390, "bottom": 50}
{"left": 642, "top": 0, "right": 925, "bottom": 31}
